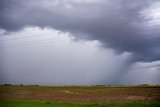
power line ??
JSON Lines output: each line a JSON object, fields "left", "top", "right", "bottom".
{"left": 0, "top": 37, "right": 72, "bottom": 46}
{"left": 0, "top": 39, "right": 71, "bottom": 48}
{"left": 1, "top": 23, "right": 160, "bottom": 44}
{"left": 0, "top": 25, "right": 159, "bottom": 48}
{"left": 0, "top": 32, "right": 60, "bottom": 41}
{"left": 0, "top": 36, "right": 89, "bottom": 48}
{"left": 0, "top": 17, "right": 160, "bottom": 48}
{"left": 0, "top": 17, "right": 160, "bottom": 41}
{"left": 0, "top": 24, "right": 160, "bottom": 48}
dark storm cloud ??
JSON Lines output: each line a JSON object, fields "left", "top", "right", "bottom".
{"left": 0, "top": 0, "right": 160, "bottom": 61}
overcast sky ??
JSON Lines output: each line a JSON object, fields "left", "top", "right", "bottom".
{"left": 0, "top": 0, "right": 160, "bottom": 85}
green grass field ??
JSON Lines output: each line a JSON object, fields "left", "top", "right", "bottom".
{"left": 0, "top": 100, "right": 160, "bottom": 107}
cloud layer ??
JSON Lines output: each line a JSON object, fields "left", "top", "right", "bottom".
{"left": 0, "top": 0, "right": 160, "bottom": 62}
{"left": 0, "top": 27, "right": 133, "bottom": 85}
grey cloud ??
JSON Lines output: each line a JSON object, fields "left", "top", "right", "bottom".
{"left": 0, "top": 34, "right": 131, "bottom": 85}
{"left": 0, "top": 0, "right": 160, "bottom": 62}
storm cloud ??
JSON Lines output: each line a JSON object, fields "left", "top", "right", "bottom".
{"left": 0, "top": 0, "right": 160, "bottom": 61}
{"left": 0, "top": 0, "right": 160, "bottom": 85}
{"left": 0, "top": 27, "right": 132, "bottom": 85}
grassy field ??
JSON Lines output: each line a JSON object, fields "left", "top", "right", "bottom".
{"left": 0, "top": 100, "right": 160, "bottom": 107}
{"left": 0, "top": 85, "right": 160, "bottom": 106}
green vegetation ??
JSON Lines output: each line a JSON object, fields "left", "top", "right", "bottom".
{"left": 0, "top": 84, "right": 159, "bottom": 89}
{"left": 0, "top": 100, "right": 160, "bottom": 107}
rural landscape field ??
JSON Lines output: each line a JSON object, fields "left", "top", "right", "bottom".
{"left": 0, "top": 85, "right": 160, "bottom": 107}
{"left": 1, "top": 0, "right": 160, "bottom": 107}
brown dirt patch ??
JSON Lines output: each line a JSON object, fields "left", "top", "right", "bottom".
{"left": 0, "top": 86, "right": 160, "bottom": 103}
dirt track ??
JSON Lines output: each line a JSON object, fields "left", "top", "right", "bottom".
{"left": 0, "top": 86, "right": 160, "bottom": 103}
